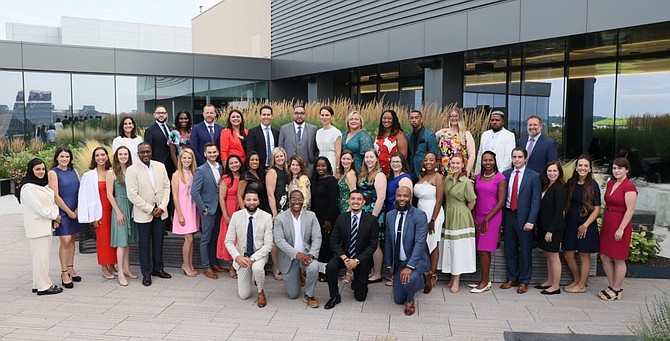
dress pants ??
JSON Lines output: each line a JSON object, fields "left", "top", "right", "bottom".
{"left": 392, "top": 261, "right": 425, "bottom": 304}
{"left": 138, "top": 217, "right": 165, "bottom": 276}
{"left": 200, "top": 208, "right": 221, "bottom": 268}
{"left": 236, "top": 256, "right": 267, "bottom": 300}
{"left": 283, "top": 259, "right": 319, "bottom": 299}
{"left": 30, "top": 234, "right": 53, "bottom": 291}
{"left": 503, "top": 208, "right": 533, "bottom": 285}
{"left": 326, "top": 257, "right": 372, "bottom": 301}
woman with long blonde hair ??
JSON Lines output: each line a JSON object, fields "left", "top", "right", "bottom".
{"left": 171, "top": 149, "right": 199, "bottom": 277}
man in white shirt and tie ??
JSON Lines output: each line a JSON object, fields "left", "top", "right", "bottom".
{"left": 278, "top": 104, "right": 319, "bottom": 175}
{"left": 144, "top": 106, "right": 176, "bottom": 175}
{"left": 246, "top": 105, "right": 279, "bottom": 168}
{"left": 191, "top": 104, "right": 224, "bottom": 166}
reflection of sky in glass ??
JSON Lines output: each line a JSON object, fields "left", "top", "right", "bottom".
{"left": 617, "top": 72, "right": 670, "bottom": 117}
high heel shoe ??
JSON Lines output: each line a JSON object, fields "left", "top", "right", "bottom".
{"left": 181, "top": 267, "right": 197, "bottom": 277}
{"left": 470, "top": 282, "right": 492, "bottom": 293}
{"left": 67, "top": 265, "right": 82, "bottom": 282}
{"left": 118, "top": 276, "right": 128, "bottom": 286}
{"left": 61, "top": 270, "right": 73, "bottom": 289}
{"left": 124, "top": 272, "right": 138, "bottom": 279}
{"left": 102, "top": 269, "right": 115, "bottom": 280}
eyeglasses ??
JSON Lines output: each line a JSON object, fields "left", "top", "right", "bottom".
{"left": 293, "top": 112, "right": 305, "bottom": 116}
{"left": 289, "top": 197, "right": 304, "bottom": 202}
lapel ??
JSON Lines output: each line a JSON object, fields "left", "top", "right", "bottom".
{"left": 387, "top": 210, "right": 398, "bottom": 243}
{"left": 530, "top": 135, "right": 543, "bottom": 158}
{"left": 299, "top": 212, "right": 309, "bottom": 241}
{"left": 285, "top": 212, "right": 295, "bottom": 245}
{"left": 519, "top": 168, "right": 531, "bottom": 193}
{"left": 204, "top": 162, "right": 219, "bottom": 185}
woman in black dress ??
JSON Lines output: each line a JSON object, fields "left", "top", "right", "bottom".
{"left": 237, "top": 151, "right": 268, "bottom": 213}
{"left": 266, "top": 146, "right": 288, "bottom": 280}
{"left": 310, "top": 156, "right": 339, "bottom": 281}
{"left": 535, "top": 161, "right": 567, "bottom": 295}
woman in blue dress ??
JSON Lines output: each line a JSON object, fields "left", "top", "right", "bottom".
{"left": 342, "top": 111, "right": 374, "bottom": 173}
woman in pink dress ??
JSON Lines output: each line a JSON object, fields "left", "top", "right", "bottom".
{"left": 598, "top": 157, "right": 638, "bottom": 301}
{"left": 375, "top": 109, "right": 408, "bottom": 175}
{"left": 470, "top": 151, "right": 506, "bottom": 293}
{"left": 171, "top": 149, "right": 199, "bottom": 277}
{"left": 218, "top": 154, "right": 242, "bottom": 278}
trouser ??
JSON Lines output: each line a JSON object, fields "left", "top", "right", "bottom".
{"left": 503, "top": 209, "right": 533, "bottom": 285}
{"left": 283, "top": 259, "right": 319, "bottom": 299}
{"left": 138, "top": 217, "right": 165, "bottom": 276}
{"left": 30, "top": 234, "right": 53, "bottom": 291}
{"left": 236, "top": 256, "right": 268, "bottom": 299}
{"left": 326, "top": 257, "right": 372, "bottom": 301}
{"left": 392, "top": 260, "right": 425, "bottom": 304}
{"left": 200, "top": 208, "right": 221, "bottom": 268}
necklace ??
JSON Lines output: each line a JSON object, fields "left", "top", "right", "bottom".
{"left": 481, "top": 171, "right": 495, "bottom": 178}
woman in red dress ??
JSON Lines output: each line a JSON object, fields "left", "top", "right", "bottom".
{"left": 598, "top": 157, "right": 638, "bottom": 301}
{"left": 375, "top": 110, "right": 408, "bottom": 175}
{"left": 220, "top": 109, "right": 249, "bottom": 167}
{"left": 217, "top": 154, "right": 242, "bottom": 278}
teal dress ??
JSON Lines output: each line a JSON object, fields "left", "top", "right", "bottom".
{"left": 337, "top": 174, "right": 351, "bottom": 213}
{"left": 342, "top": 130, "right": 374, "bottom": 173}
{"left": 110, "top": 179, "right": 138, "bottom": 247}
{"left": 358, "top": 169, "right": 385, "bottom": 237}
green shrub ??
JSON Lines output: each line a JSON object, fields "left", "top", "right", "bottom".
{"left": 629, "top": 231, "right": 660, "bottom": 263}
{"left": 635, "top": 294, "right": 670, "bottom": 340}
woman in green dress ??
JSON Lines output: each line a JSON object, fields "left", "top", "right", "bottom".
{"left": 337, "top": 150, "right": 357, "bottom": 213}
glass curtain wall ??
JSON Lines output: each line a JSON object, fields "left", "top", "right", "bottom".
{"left": 0, "top": 71, "right": 25, "bottom": 138}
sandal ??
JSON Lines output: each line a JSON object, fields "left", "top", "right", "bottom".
{"left": 599, "top": 286, "right": 623, "bottom": 301}
{"left": 273, "top": 269, "right": 283, "bottom": 281}
{"left": 230, "top": 268, "right": 238, "bottom": 279}
{"left": 342, "top": 271, "right": 353, "bottom": 284}
{"left": 67, "top": 265, "right": 82, "bottom": 282}
{"left": 430, "top": 272, "right": 438, "bottom": 287}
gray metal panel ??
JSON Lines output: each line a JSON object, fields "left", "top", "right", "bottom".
{"left": 311, "top": 44, "right": 334, "bottom": 74}
{"left": 0, "top": 41, "right": 23, "bottom": 70}
{"left": 389, "top": 22, "right": 425, "bottom": 61}
{"left": 21, "top": 43, "right": 115, "bottom": 73}
{"left": 193, "top": 54, "right": 271, "bottom": 80}
{"left": 424, "top": 12, "right": 468, "bottom": 55}
{"left": 332, "top": 38, "right": 359, "bottom": 69}
{"left": 292, "top": 49, "right": 313, "bottom": 75}
{"left": 272, "top": 54, "right": 295, "bottom": 79}
{"left": 115, "top": 49, "right": 193, "bottom": 77}
{"left": 467, "top": 0, "right": 520, "bottom": 50}
{"left": 586, "top": 0, "right": 670, "bottom": 33}
{"left": 520, "top": 0, "right": 587, "bottom": 41}
{"left": 359, "top": 30, "right": 389, "bottom": 66}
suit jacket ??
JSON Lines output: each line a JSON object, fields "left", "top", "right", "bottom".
{"left": 517, "top": 134, "right": 558, "bottom": 173}
{"left": 475, "top": 128, "right": 516, "bottom": 174}
{"left": 20, "top": 183, "right": 59, "bottom": 239}
{"left": 125, "top": 161, "right": 171, "bottom": 223}
{"left": 273, "top": 209, "right": 322, "bottom": 274}
{"left": 191, "top": 121, "right": 224, "bottom": 166}
{"left": 278, "top": 122, "right": 319, "bottom": 174}
{"left": 330, "top": 211, "right": 379, "bottom": 264}
{"left": 220, "top": 128, "right": 249, "bottom": 163}
{"left": 384, "top": 207, "right": 429, "bottom": 274}
{"left": 191, "top": 162, "right": 222, "bottom": 216}
{"left": 144, "top": 122, "right": 175, "bottom": 174}
{"left": 537, "top": 183, "right": 566, "bottom": 234}
{"left": 502, "top": 167, "right": 542, "bottom": 229}
{"left": 406, "top": 127, "right": 438, "bottom": 181}
{"left": 225, "top": 209, "right": 274, "bottom": 270}
{"left": 246, "top": 124, "right": 279, "bottom": 166}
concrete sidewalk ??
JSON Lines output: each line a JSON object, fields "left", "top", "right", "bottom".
{"left": 0, "top": 194, "right": 667, "bottom": 340}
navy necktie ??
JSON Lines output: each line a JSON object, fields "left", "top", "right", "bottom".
{"left": 160, "top": 123, "right": 169, "bottom": 139}
{"left": 208, "top": 125, "right": 215, "bottom": 142}
{"left": 297, "top": 125, "right": 302, "bottom": 142}
{"left": 348, "top": 214, "right": 358, "bottom": 258}
{"left": 245, "top": 216, "right": 254, "bottom": 257}
{"left": 394, "top": 212, "right": 405, "bottom": 269}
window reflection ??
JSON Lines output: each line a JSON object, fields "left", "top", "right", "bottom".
{"left": 0, "top": 71, "right": 25, "bottom": 138}
{"left": 23, "top": 72, "right": 71, "bottom": 141}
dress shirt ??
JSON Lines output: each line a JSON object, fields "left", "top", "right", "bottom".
{"left": 206, "top": 123, "right": 216, "bottom": 142}
{"left": 208, "top": 161, "right": 221, "bottom": 185}
{"left": 140, "top": 161, "right": 156, "bottom": 189}
{"left": 526, "top": 133, "right": 541, "bottom": 155}
{"left": 394, "top": 211, "right": 407, "bottom": 262}
{"left": 293, "top": 122, "right": 304, "bottom": 139}
{"left": 262, "top": 124, "right": 275, "bottom": 149}
{"left": 483, "top": 129, "right": 505, "bottom": 153}
{"left": 506, "top": 166, "right": 526, "bottom": 208}
{"left": 245, "top": 209, "right": 258, "bottom": 245}
{"left": 292, "top": 213, "right": 305, "bottom": 254}
{"left": 350, "top": 211, "right": 361, "bottom": 228}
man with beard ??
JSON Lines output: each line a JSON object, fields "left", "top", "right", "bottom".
{"left": 516, "top": 115, "right": 557, "bottom": 173}
{"left": 384, "top": 186, "right": 430, "bottom": 316}
{"left": 191, "top": 104, "right": 224, "bottom": 166}
{"left": 225, "top": 190, "right": 274, "bottom": 307}
{"left": 406, "top": 110, "right": 438, "bottom": 182}
{"left": 278, "top": 104, "right": 319, "bottom": 175}
{"left": 474, "top": 111, "right": 516, "bottom": 173}
{"left": 144, "top": 105, "right": 176, "bottom": 175}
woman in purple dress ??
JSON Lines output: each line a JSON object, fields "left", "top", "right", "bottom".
{"left": 470, "top": 151, "right": 506, "bottom": 293}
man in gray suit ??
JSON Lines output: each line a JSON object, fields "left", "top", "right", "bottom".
{"left": 278, "top": 104, "right": 319, "bottom": 174}
{"left": 191, "top": 142, "right": 225, "bottom": 279}
{"left": 274, "top": 190, "right": 322, "bottom": 308}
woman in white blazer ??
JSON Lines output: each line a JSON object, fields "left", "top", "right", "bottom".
{"left": 18, "top": 158, "right": 63, "bottom": 296}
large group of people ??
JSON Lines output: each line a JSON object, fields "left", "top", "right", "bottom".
{"left": 17, "top": 104, "right": 638, "bottom": 315}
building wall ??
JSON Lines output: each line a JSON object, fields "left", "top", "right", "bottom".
{"left": 192, "top": 0, "right": 270, "bottom": 58}
{"left": 5, "top": 23, "right": 59, "bottom": 44}
{"left": 270, "top": 0, "right": 670, "bottom": 79}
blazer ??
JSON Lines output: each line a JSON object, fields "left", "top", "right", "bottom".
{"left": 537, "top": 183, "right": 567, "bottom": 234}
{"left": 125, "top": 161, "right": 171, "bottom": 223}
{"left": 273, "top": 209, "right": 322, "bottom": 275}
{"left": 406, "top": 127, "right": 438, "bottom": 181}
{"left": 278, "top": 122, "right": 319, "bottom": 173}
{"left": 502, "top": 167, "right": 542, "bottom": 229}
{"left": 76, "top": 169, "right": 102, "bottom": 223}
{"left": 225, "top": 209, "right": 274, "bottom": 270}
{"left": 517, "top": 134, "right": 558, "bottom": 174}
{"left": 20, "top": 184, "right": 59, "bottom": 239}
{"left": 246, "top": 124, "right": 279, "bottom": 166}
{"left": 144, "top": 122, "right": 175, "bottom": 174}
{"left": 191, "top": 162, "right": 222, "bottom": 216}
{"left": 475, "top": 128, "right": 516, "bottom": 174}
{"left": 220, "top": 127, "right": 249, "bottom": 163}
{"left": 330, "top": 211, "right": 379, "bottom": 264}
{"left": 384, "top": 207, "right": 429, "bottom": 274}
{"left": 191, "top": 121, "right": 224, "bottom": 166}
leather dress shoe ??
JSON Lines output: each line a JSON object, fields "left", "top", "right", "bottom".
{"left": 142, "top": 276, "right": 152, "bottom": 286}
{"left": 37, "top": 285, "right": 63, "bottom": 296}
{"left": 303, "top": 294, "right": 319, "bottom": 308}
{"left": 500, "top": 281, "right": 520, "bottom": 289}
{"left": 517, "top": 284, "right": 529, "bottom": 294}
{"left": 404, "top": 300, "right": 416, "bottom": 316}
{"left": 203, "top": 268, "right": 219, "bottom": 279}
{"left": 32, "top": 289, "right": 38, "bottom": 293}
{"left": 211, "top": 264, "right": 228, "bottom": 273}
{"left": 257, "top": 290, "right": 267, "bottom": 308}
{"left": 151, "top": 270, "right": 172, "bottom": 279}
{"left": 324, "top": 294, "right": 341, "bottom": 309}
{"left": 423, "top": 272, "right": 433, "bottom": 294}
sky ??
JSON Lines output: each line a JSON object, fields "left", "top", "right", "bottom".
{"left": 0, "top": 0, "right": 221, "bottom": 37}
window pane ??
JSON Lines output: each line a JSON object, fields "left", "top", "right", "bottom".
{"left": 116, "top": 76, "right": 154, "bottom": 131}
{"left": 156, "top": 77, "right": 192, "bottom": 124}
{"left": 23, "top": 72, "right": 71, "bottom": 141}
{"left": 0, "top": 71, "right": 25, "bottom": 138}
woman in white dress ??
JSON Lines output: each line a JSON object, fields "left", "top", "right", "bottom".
{"left": 112, "top": 116, "right": 143, "bottom": 164}
{"left": 413, "top": 152, "right": 444, "bottom": 289}
{"left": 316, "top": 105, "right": 342, "bottom": 177}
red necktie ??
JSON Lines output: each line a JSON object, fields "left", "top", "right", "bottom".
{"left": 510, "top": 170, "right": 519, "bottom": 211}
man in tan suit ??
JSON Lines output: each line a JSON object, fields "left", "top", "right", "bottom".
{"left": 126, "top": 142, "right": 172, "bottom": 287}
{"left": 225, "top": 190, "right": 274, "bottom": 307}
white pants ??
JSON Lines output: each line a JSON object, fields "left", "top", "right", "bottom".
{"left": 236, "top": 256, "right": 267, "bottom": 300}
{"left": 30, "top": 234, "right": 53, "bottom": 291}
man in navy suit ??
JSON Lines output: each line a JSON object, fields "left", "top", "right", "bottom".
{"left": 279, "top": 104, "right": 319, "bottom": 175}
{"left": 406, "top": 110, "right": 438, "bottom": 182}
{"left": 144, "top": 105, "right": 175, "bottom": 176}
{"left": 516, "top": 115, "right": 558, "bottom": 173}
{"left": 191, "top": 143, "right": 226, "bottom": 279}
{"left": 191, "top": 104, "right": 224, "bottom": 166}
{"left": 245, "top": 105, "right": 279, "bottom": 168}
{"left": 384, "top": 186, "right": 431, "bottom": 316}
{"left": 500, "top": 148, "right": 542, "bottom": 294}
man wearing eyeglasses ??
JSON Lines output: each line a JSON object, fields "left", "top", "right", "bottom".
{"left": 474, "top": 111, "right": 516, "bottom": 174}
{"left": 144, "top": 105, "right": 176, "bottom": 176}
{"left": 278, "top": 104, "right": 319, "bottom": 175}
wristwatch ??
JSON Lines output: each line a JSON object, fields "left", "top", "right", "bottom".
{"left": 355, "top": 259, "right": 360, "bottom": 265}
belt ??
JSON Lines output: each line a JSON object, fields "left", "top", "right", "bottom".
{"left": 606, "top": 208, "right": 625, "bottom": 214}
